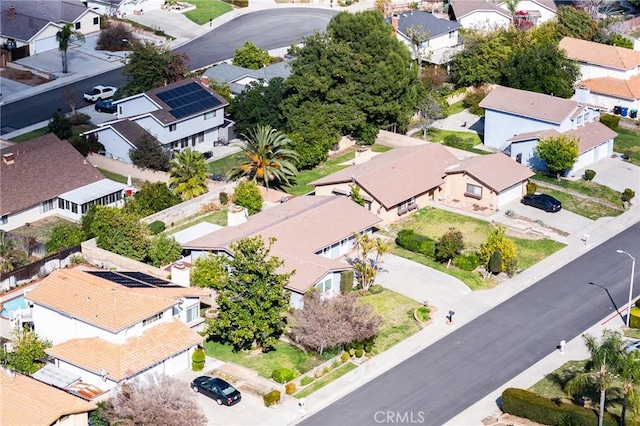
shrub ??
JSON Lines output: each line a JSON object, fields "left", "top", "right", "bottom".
{"left": 599, "top": 114, "right": 619, "bottom": 131}
{"left": 622, "top": 188, "right": 636, "bottom": 203}
{"left": 349, "top": 348, "right": 356, "bottom": 357}
{"left": 219, "top": 191, "right": 229, "bottom": 205}
{"left": 191, "top": 347, "right": 205, "bottom": 371}
{"left": 148, "top": 220, "right": 166, "bottom": 235}
{"left": 355, "top": 348, "right": 364, "bottom": 358}
{"left": 463, "top": 86, "right": 489, "bottom": 115}
{"left": 526, "top": 181, "right": 537, "bottom": 195}
{"left": 635, "top": 299, "right": 640, "bottom": 309}
{"left": 584, "top": 170, "right": 596, "bottom": 181}
{"left": 624, "top": 150, "right": 634, "bottom": 161}
{"left": 501, "top": 388, "right": 618, "bottom": 426}
{"left": 271, "top": 368, "right": 294, "bottom": 384}
{"left": 364, "top": 345, "right": 373, "bottom": 353}
{"left": 315, "top": 368, "right": 326, "bottom": 378}
{"left": 233, "top": 180, "right": 263, "bottom": 215}
{"left": 396, "top": 229, "right": 435, "bottom": 258}
{"left": 368, "top": 284, "right": 384, "bottom": 294}
{"left": 453, "top": 253, "right": 480, "bottom": 271}
{"left": 285, "top": 382, "right": 296, "bottom": 395}
{"left": 489, "top": 250, "right": 502, "bottom": 274}
{"left": 300, "top": 376, "right": 314, "bottom": 386}
{"left": 297, "top": 358, "right": 316, "bottom": 374}
{"left": 505, "top": 209, "right": 516, "bottom": 217}
{"left": 434, "top": 228, "right": 464, "bottom": 263}
{"left": 68, "top": 112, "right": 91, "bottom": 125}
{"left": 97, "top": 23, "right": 134, "bottom": 51}
{"left": 415, "top": 306, "right": 431, "bottom": 322}
{"left": 263, "top": 390, "right": 281, "bottom": 407}
{"left": 45, "top": 223, "right": 84, "bottom": 253}
{"left": 630, "top": 306, "right": 640, "bottom": 329}
{"left": 341, "top": 352, "right": 350, "bottom": 363}
{"left": 49, "top": 111, "right": 72, "bottom": 140}
{"left": 340, "top": 270, "right": 355, "bottom": 294}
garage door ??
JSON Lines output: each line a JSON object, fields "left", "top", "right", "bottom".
{"left": 33, "top": 36, "right": 57, "bottom": 54}
{"left": 498, "top": 183, "right": 524, "bottom": 208}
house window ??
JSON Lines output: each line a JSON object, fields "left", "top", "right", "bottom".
{"left": 40, "top": 198, "right": 55, "bottom": 213}
{"left": 204, "top": 111, "right": 216, "bottom": 120}
{"left": 143, "top": 312, "right": 163, "bottom": 326}
{"left": 577, "top": 116, "right": 583, "bottom": 124}
{"left": 118, "top": 106, "right": 123, "bottom": 115}
{"left": 71, "top": 203, "right": 78, "bottom": 214}
{"left": 465, "top": 184, "right": 482, "bottom": 199}
{"left": 397, "top": 197, "right": 417, "bottom": 215}
{"left": 449, "top": 31, "right": 455, "bottom": 38}
{"left": 0, "top": 215, "right": 7, "bottom": 225}
{"left": 93, "top": 17, "right": 99, "bottom": 25}
{"left": 186, "top": 305, "right": 199, "bottom": 323}
{"left": 315, "top": 277, "right": 332, "bottom": 293}
{"left": 195, "top": 131, "right": 204, "bottom": 144}
{"left": 169, "top": 124, "right": 177, "bottom": 132}
{"left": 180, "top": 137, "right": 188, "bottom": 148}
{"left": 75, "top": 22, "right": 81, "bottom": 30}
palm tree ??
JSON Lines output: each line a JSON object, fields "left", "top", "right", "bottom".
{"left": 228, "top": 125, "right": 299, "bottom": 189}
{"left": 169, "top": 148, "right": 208, "bottom": 200}
{"left": 351, "top": 233, "right": 391, "bottom": 291}
{"left": 565, "top": 330, "right": 624, "bottom": 426}
{"left": 0, "top": 232, "right": 27, "bottom": 273}
{"left": 618, "top": 350, "right": 640, "bottom": 426}
{"left": 56, "top": 23, "right": 85, "bottom": 74}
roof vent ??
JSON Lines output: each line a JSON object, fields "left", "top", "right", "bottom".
{"left": 3, "top": 152, "right": 15, "bottom": 165}
{"left": 8, "top": 6, "right": 15, "bottom": 18}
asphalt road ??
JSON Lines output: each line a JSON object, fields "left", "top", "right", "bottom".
{"left": 0, "top": 8, "right": 337, "bottom": 133}
{"left": 303, "top": 222, "right": 640, "bottom": 426}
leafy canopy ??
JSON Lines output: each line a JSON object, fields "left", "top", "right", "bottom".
{"left": 124, "top": 182, "right": 180, "bottom": 217}
{"left": 229, "top": 78, "right": 286, "bottom": 136}
{"left": 90, "top": 206, "right": 149, "bottom": 261}
{"left": 478, "top": 225, "right": 518, "bottom": 275}
{"left": 195, "top": 236, "right": 292, "bottom": 351}
{"left": 233, "top": 180, "right": 263, "bottom": 215}
{"left": 535, "top": 135, "right": 580, "bottom": 179}
{"left": 169, "top": 148, "right": 209, "bottom": 201}
{"left": 0, "top": 327, "right": 52, "bottom": 374}
{"left": 46, "top": 223, "right": 84, "bottom": 253}
{"left": 129, "top": 133, "right": 170, "bottom": 171}
{"left": 232, "top": 41, "right": 271, "bottom": 70}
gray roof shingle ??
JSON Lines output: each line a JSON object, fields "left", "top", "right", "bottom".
{"left": 393, "top": 11, "right": 461, "bottom": 38}
{"left": 1, "top": 0, "right": 88, "bottom": 41}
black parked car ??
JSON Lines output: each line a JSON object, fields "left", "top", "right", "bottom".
{"left": 191, "top": 376, "right": 241, "bottom": 406}
{"left": 95, "top": 99, "right": 116, "bottom": 114}
{"left": 521, "top": 194, "right": 562, "bottom": 212}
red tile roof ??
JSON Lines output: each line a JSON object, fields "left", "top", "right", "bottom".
{"left": 560, "top": 37, "right": 640, "bottom": 70}
{"left": 578, "top": 75, "right": 640, "bottom": 100}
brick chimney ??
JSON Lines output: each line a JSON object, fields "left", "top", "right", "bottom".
{"left": 201, "top": 75, "right": 210, "bottom": 87}
{"left": 3, "top": 152, "right": 15, "bottom": 165}
{"left": 391, "top": 15, "right": 399, "bottom": 36}
{"left": 8, "top": 6, "right": 16, "bottom": 18}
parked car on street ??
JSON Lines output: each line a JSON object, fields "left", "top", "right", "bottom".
{"left": 521, "top": 194, "right": 562, "bottom": 212}
{"left": 191, "top": 376, "right": 241, "bottom": 406}
{"left": 95, "top": 100, "right": 116, "bottom": 114}
{"left": 84, "top": 85, "right": 117, "bottom": 102}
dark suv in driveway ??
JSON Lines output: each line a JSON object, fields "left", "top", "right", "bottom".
{"left": 521, "top": 194, "right": 562, "bottom": 212}
{"left": 191, "top": 376, "right": 241, "bottom": 406}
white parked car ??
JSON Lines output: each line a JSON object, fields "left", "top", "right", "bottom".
{"left": 84, "top": 85, "right": 117, "bottom": 102}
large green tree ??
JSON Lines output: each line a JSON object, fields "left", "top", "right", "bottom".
{"left": 121, "top": 41, "right": 190, "bottom": 96}
{"left": 228, "top": 125, "right": 298, "bottom": 188}
{"left": 0, "top": 327, "right": 52, "bottom": 374}
{"left": 124, "top": 182, "right": 180, "bottom": 217}
{"left": 129, "top": 134, "right": 170, "bottom": 171}
{"left": 555, "top": 5, "right": 599, "bottom": 41}
{"left": 56, "top": 23, "right": 85, "bottom": 74}
{"left": 229, "top": 78, "right": 286, "bottom": 135}
{"left": 450, "top": 29, "right": 514, "bottom": 87}
{"left": 282, "top": 11, "right": 420, "bottom": 149}
{"left": 147, "top": 235, "right": 182, "bottom": 267}
{"left": 232, "top": 41, "right": 271, "bottom": 70}
{"left": 0, "top": 232, "right": 27, "bottom": 273}
{"left": 45, "top": 223, "right": 84, "bottom": 253}
{"left": 502, "top": 41, "right": 580, "bottom": 98}
{"left": 618, "top": 349, "right": 640, "bottom": 426}
{"left": 90, "top": 206, "right": 149, "bottom": 261}
{"left": 194, "top": 236, "right": 292, "bottom": 351}
{"left": 169, "top": 149, "right": 208, "bottom": 201}
{"left": 535, "top": 135, "right": 580, "bottom": 179}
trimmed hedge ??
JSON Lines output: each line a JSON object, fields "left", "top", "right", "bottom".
{"left": 501, "top": 388, "right": 618, "bottom": 426}
{"left": 191, "top": 347, "right": 205, "bottom": 371}
{"left": 452, "top": 253, "right": 480, "bottom": 271}
{"left": 396, "top": 229, "right": 435, "bottom": 258}
{"left": 263, "top": 390, "right": 281, "bottom": 407}
{"left": 285, "top": 382, "right": 296, "bottom": 395}
{"left": 300, "top": 376, "right": 314, "bottom": 386}
{"left": 369, "top": 284, "right": 384, "bottom": 294}
{"left": 584, "top": 170, "right": 596, "bottom": 181}
{"left": 148, "top": 220, "right": 166, "bottom": 234}
{"left": 340, "top": 270, "right": 355, "bottom": 294}
{"left": 599, "top": 114, "right": 619, "bottom": 131}
{"left": 271, "top": 368, "right": 294, "bottom": 384}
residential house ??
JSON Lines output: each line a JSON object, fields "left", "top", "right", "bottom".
{"left": 311, "top": 145, "right": 534, "bottom": 220}
{"left": 480, "top": 85, "right": 617, "bottom": 173}
{"left": 203, "top": 60, "right": 292, "bottom": 96}
{"left": 0, "top": 0, "right": 101, "bottom": 56}
{"left": 0, "top": 134, "right": 127, "bottom": 231}
{"left": 182, "top": 196, "right": 383, "bottom": 309}
{"left": 83, "top": 77, "right": 232, "bottom": 163}
{"left": 390, "top": 11, "right": 462, "bottom": 64}
{"left": 0, "top": 369, "right": 97, "bottom": 426}
{"left": 559, "top": 37, "right": 640, "bottom": 117}
{"left": 85, "top": 0, "right": 164, "bottom": 17}
{"left": 500, "top": 0, "right": 557, "bottom": 29}
{"left": 25, "top": 269, "right": 206, "bottom": 392}
{"left": 447, "top": 0, "right": 511, "bottom": 31}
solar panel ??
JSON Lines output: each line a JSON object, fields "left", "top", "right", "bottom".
{"left": 156, "top": 82, "right": 223, "bottom": 120}
{"left": 86, "top": 271, "right": 181, "bottom": 288}
{"left": 121, "top": 272, "right": 180, "bottom": 288}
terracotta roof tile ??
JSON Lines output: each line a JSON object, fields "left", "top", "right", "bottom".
{"left": 564, "top": 121, "right": 618, "bottom": 153}
{"left": 479, "top": 85, "right": 580, "bottom": 125}
{"left": 310, "top": 144, "right": 459, "bottom": 208}
{"left": 0, "top": 134, "right": 104, "bottom": 216}
{"left": 578, "top": 75, "right": 640, "bottom": 100}
{"left": 46, "top": 320, "right": 203, "bottom": 381}
{"left": 560, "top": 37, "right": 640, "bottom": 70}
{"left": 27, "top": 269, "right": 178, "bottom": 332}
{"left": 0, "top": 370, "right": 97, "bottom": 426}
{"left": 445, "top": 153, "right": 534, "bottom": 192}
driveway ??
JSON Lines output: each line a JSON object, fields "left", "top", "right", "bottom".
{"left": 573, "top": 156, "right": 640, "bottom": 194}
{"left": 499, "top": 199, "right": 593, "bottom": 235}
{"left": 375, "top": 255, "right": 471, "bottom": 309}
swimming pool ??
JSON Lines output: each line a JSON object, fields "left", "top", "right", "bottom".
{"left": 0, "top": 296, "right": 27, "bottom": 319}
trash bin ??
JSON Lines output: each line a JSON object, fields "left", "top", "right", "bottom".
{"left": 613, "top": 105, "right": 621, "bottom": 115}
{"left": 631, "top": 109, "right": 638, "bottom": 119}
{"left": 621, "top": 107, "right": 629, "bottom": 117}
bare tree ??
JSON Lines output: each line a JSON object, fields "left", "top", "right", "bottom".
{"left": 418, "top": 94, "right": 445, "bottom": 138}
{"left": 291, "top": 291, "right": 383, "bottom": 354}
{"left": 100, "top": 374, "right": 207, "bottom": 426}
{"left": 62, "top": 87, "right": 78, "bottom": 116}
{"left": 573, "top": 0, "right": 605, "bottom": 19}
{"left": 406, "top": 25, "right": 431, "bottom": 64}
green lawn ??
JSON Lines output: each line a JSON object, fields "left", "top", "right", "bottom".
{"left": 614, "top": 127, "right": 640, "bottom": 165}
{"left": 357, "top": 289, "right": 422, "bottom": 352}
{"left": 544, "top": 188, "right": 623, "bottom": 220}
{"left": 532, "top": 173, "right": 625, "bottom": 209}
{"left": 97, "top": 168, "right": 146, "bottom": 189}
{"left": 448, "top": 101, "right": 466, "bottom": 115}
{"left": 183, "top": 0, "right": 233, "bottom": 25}
{"left": 164, "top": 209, "right": 228, "bottom": 233}
{"left": 208, "top": 152, "right": 244, "bottom": 176}
{"left": 293, "top": 362, "right": 357, "bottom": 399}
{"left": 9, "top": 126, "right": 50, "bottom": 143}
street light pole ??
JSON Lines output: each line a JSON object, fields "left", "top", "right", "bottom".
{"left": 617, "top": 250, "right": 636, "bottom": 327}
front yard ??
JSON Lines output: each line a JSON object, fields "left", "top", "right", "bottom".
{"left": 182, "top": 0, "right": 233, "bottom": 25}
{"left": 614, "top": 127, "right": 640, "bottom": 166}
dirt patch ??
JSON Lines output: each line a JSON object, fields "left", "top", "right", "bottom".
{"left": 10, "top": 216, "right": 75, "bottom": 243}
{"left": 0, "top": 67, "right": 50, "bottom": 86}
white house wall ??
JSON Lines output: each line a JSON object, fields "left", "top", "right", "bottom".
{"left": 74, "top": 10, "right": 102, "bottom": 35}
{"left": 93, "top": 127, "right": 137, "bottom": 163}
{"left": 498, "top": 183, "right": 526, "bottom": 208}
{"left": 484, "top": 109, "right": 565, "bottom": 149}
{"left": 30, "top": 24, "right": 62, "bottom": 55}
{"left": 572, "top": 140, "right": 613, "bottom": 172}
{"left": 0, "top": 203, "right": 58, "bottom": 232}
{"left": 460, "top": 11, "right": 510, "bottom": 31}
{"left": 508, "top": 139, "right": 547, "bottom": 169}
{"left": 117, "top": 96, "right": 160, "bottom": 119}
{"left": 55, "top": 359, "right": 118, "bottom": 391}
{"left": 132, "top": 110, "right": 223, "bottom": 148}
{"left": 577, "top": 64, "right": 638, "bottom": 81}
{"left": 32, "top": 305, "right": 123, "bottom": 345}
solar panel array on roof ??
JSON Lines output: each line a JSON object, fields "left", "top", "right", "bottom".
{"left": 156, "top": 82, "right": 222, "bottom": 119}
{"left": 86, "top": 271, "right": 181, "bottom": 288}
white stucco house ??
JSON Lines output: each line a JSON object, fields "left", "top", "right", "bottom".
{"left": 447, "top": 0, "right": 556, "bottom": 30}
{"left": 0, "top": 0, "right": 101, "bottom": 56}
{"left": 83, "top": 77, "right": 232, "bottom": 163}
{"left": 25, "top": 268, "right": 207, "bottom": 394}
{"left": 390, "top": 11, "right": 462, "bottom": 64}
{"left": 182, "top": 196, "right": 382, "bottom": 310}
{"left": 85, "top": 0, "right": 164, "bottom": 17}
{"left": 0, "top": 134, "right": 126, "bottom": 232}
{"left": 559, "top": 37, "right": 640, "bottom": 118}
{"left": 480, "top": 85, "right": 617, "bottom": 174}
